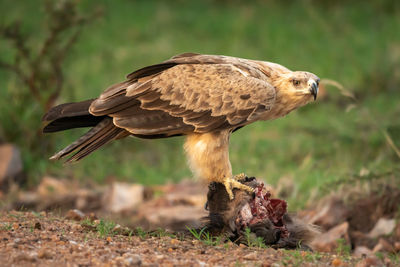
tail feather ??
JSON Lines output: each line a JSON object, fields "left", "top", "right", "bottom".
{"left": 43, "top": 115, "right": 105, "bottom": 133}
{"left": 65, "top": 126, "right": 122, "bottom": 163}
{"left": 42, "top": 99, "right": 95, "bottom": 121}
{"left": 50, "top": 117, "right": 123, "bottom": 162}
{"left": 44, "top": 99, "right": 126, "bottom": 162}
{"left": 43, "top": 99, "right": 105, "bottom": 133}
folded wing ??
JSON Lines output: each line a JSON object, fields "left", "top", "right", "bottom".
{"left": 90, "top": 55, "right": 276, "bottom": 137}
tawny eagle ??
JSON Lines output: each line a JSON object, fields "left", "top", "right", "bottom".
{"left": 43, "top": 53, "right": 319, "bottom": 199}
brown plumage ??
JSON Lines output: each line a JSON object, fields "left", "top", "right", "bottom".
{"left": 43, "top": 53, "right": 320, "bottom": 199}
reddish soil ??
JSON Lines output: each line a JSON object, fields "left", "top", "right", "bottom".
{"left": 0, "top": 211, "right": 367, "bottom": 267}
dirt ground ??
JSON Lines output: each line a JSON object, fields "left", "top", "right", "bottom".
{"left": 0, "top": 211, "right": 375, "bottom": 267}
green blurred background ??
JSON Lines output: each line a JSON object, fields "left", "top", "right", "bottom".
{"left": 1, "top": 0, "right": 399, "bottom": 210}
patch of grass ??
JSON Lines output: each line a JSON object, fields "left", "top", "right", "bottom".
{"left": 375, "top": 251, "right": 385, "bottom": 262}
{"left": 335, "top": 238, "right": 352, "bottom": 258}
{"left": 388, "top": 253, "right": 400, "bottom": 264}
{"left": 0, "top": 223, "right": 13, "bottom": 231}
{"left": 234, "top": 261, "right": 245, "bottom": 267}
{"left": 187, "top": 226, "right": 224, "bottom": 246}
{"left": 280, "top": 250, "right": 304, "bottom": 267}
{"left": 280, "top": 250, "right": 346, "bottom": 266}
{"left": 134, "top": 227, "right": 148, "bottom": 240}
{"left": 149, "top": 227, "right": 176, "bottom": 238}
{"left": 31, "top": 211, "right": 43, "bottom": 219}
{"left": 303, "top": 251, "right": 323, "bottom": 263}
{"left": 243, "top": 227, "right": 267, "bottom": 248}
{"left": 8, "top": 212, "right": 23, "bottom": 220}
{"left": 280, "top": 250, "right": 328, "bottom": 267}
{"left": 81, "top": 218, "right": 117, "bottom": 238}
{"left": 80, "top": 218, "right": 95, "bottom": 227}
{"left": 96, "top": 219, "right": 117, "bottom": 238}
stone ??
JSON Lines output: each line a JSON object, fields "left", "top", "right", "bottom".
{"left": 103, "top": 182, "right": 144, "bottom": 213}
{"left": 311, "top": 221, "right": 350, "bottom": 252}
{"left": 138, "top": 204, "right": 206, "bottom": 231}
{"left": 123, "top": 253, "right": 142, "bottom": 266}
{"left": 367, "top": 218, "right": 396, "bottom": 238}
{"left": 34, "top": 221, "right": 42, "bottom": 230}
{"left": 165, "top": 192, "right": 206, "bottom": 208}
{"left": 128, "top": 180, "right": 208, "bottom": 230}
{"left": 13, "top": 252, "right": 37, "bottom": 262}
{"left": 353, "top": 246, "right": 373, "bottom": 258}
{"left": 65, "top": 209, "right": 86, "bottom": 221}
{"left": 16, "top": 191, "right": 39, "bottom": 207}
{"left": 331, "top": 258, "right": 343, "bottom": 267}
{"left": 395, "top": 221, "right": 400, "bottom": 239}
{"left": 37, "top": 248, "right": 52, "bottom": 259}
{"left": 355, "top": 256, "right": 383, "bottom": 267}
{"left": 395, "top": 241, "right": 400, "bottom": 252}
{"left": 372, "top": 238, "right": 395, "bottom": 253}
{"left": 37, "top": 176, "right": 70, "bottom": 198}
{"left": 0, "top": 143, "right": 24, "bottom": 191}
{"left": 243, "top": 252, "right": 258, "bottom": 261}
{"left": 153, "top": 179, "right": 207, "bottom": 208}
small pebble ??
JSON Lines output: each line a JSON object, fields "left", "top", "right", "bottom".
{"left": 243, "top": 252, "right": 258, "bottom": 260}
{"left": 332, "top": 258, "right": 343, "bottom": 266}
{"left": 65, "top": 209, "right": 85, "bottom": 221}
{"left": 394, "top": 241, "right": 400, "bottom": 252}
{"left": 71, "top": 224, "right": 82, "bottom": 231}
{"left": 38, "top": 248, "right": 52, "bottom": 259}
{"left": 13, "top": 252, "right": 37, "bottom": 262}
{"left": 34, "top": 222, "right": 42, "bottom": 230}
{"left": 12, "top": 223, "right": 19, "bottom": 230}
{"left": 355, "top": 256, "right": 382, "bottom": 267}
{"left": 123, "top": 253, "right": 142, "bottom": 266}
{"left": 170, "top": 239, "right": 179, "bottom": 245}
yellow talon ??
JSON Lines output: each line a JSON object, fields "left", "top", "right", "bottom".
{"left": 233, "top": 173, "right": 247, "bottom": 181}
{"left": 222, "top": 175, "right": 254, "bottom": 200}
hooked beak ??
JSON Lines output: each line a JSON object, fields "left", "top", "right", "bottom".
{"left": 308, "top": 79, "right": 318, "bottom": 101}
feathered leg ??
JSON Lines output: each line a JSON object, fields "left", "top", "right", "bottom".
{"left": 184, "top": 131, "right": 254, "bottom": 200}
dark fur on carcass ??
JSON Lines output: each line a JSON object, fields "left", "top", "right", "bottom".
{"left": 204, "top": 177, "right": 319, "bottom": 250}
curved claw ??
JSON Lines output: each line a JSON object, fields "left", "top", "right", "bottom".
{"left": 223, "top": 175, "right": 255, "bottom": 200}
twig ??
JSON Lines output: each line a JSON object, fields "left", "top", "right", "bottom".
{"left": 0, "top": 60, "right": 42, "bottom": 103}
{"left": 383, "top": 130, "right": 400, "bottom": 160}
{"left": 46, "top": 59, "right": 63, "bottom": 110}
{"left": 321, "top": 79, "right": 357, "bottom": 101}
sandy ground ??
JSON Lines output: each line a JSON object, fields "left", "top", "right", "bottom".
{"left": 0, "top": 210, "right": 369, "bottom": 267}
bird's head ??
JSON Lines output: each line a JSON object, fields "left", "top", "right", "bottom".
{"left": 273, "top": 71, "right": 320, "bottom": 108}
{"left": 287, "top": 71, "right": 319, "bottom": 101}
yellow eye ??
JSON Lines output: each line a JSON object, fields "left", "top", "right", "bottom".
{"left": 293, "top": 80, "right": 300, "bottom": 86}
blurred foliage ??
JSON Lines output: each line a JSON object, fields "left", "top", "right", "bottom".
{"left": 0, "top": 0, "right": 399, "bottom": 209}
{"left": 0, "top": 0, "right": 101, "bottom": 183}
